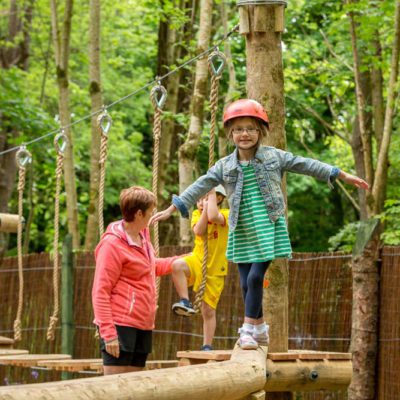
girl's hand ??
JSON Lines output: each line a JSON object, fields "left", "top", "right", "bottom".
{"left": 105, "top": 338, "right": 120, "bottom": 358}
{"left": 339, "top": 171, "right": 370, "bottom": 190}
{"left": 150, "top": 205, "right": 176, "bottom": 225}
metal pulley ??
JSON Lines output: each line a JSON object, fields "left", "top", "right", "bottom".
{"left": 97, "top": 108, "right": 113, "bottom": 136}
{"left": 208, "top": 49, "right": 227, "bottom": 77}
{"left": 15, "top": 146, "right": 32, "bottom": 168}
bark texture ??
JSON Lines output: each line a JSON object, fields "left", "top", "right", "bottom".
{"left": 50, "top": 0, "right": 80, "bottom": 249}
{"left": 84, "top": 0, "right": 103, "bottom": 249}
{"left": 178, "top": 0, "right": 213, "bottom": 244}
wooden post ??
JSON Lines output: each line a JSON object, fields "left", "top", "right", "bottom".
{"left": 61, "top": 234, "right": 74, "bottom": 380}
{"left": 238, "top": 2, "right": 289, "bottom": 399}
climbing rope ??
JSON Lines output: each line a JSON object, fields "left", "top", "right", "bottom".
{"left": 193, "top": 50, "right": 226, "bottom": 313}
{"left": 97, "top": 109, "right": 112, "bottom": 237}
{"left": 13, "top": 146, "right": 32, "bottom": 341}
{"left": 150, "top": 82, "right": 168, "bottom": 300}
{"left": 47, "top": 132, "right": 68, "bottom": 341}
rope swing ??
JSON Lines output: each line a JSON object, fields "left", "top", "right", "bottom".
{"left": 193, "top": 49, "right": 226, "bottom": 313}
{"left": 150, "top": 81, "right": 168, "bottom": 300}
{"left": 97, "top": 108, "right": 113, "bottom": 237}
{"left": 13, "top": 146, "right": 32, "bottom": 341}
{"left": 47, "top": 132, "right": 68, "bottom": 341}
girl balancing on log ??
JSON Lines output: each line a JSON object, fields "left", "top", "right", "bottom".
{"left": 150, "top": 99, "right": 369, "bottom": 350}
{"left": 92, "top": 186, "right": 181, "bottom": 375}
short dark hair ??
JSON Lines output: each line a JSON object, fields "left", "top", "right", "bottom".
{"left": 119, "top": 186, "right": 156, "bottom": 222}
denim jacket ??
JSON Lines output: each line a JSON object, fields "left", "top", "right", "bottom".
{"left": 172, "top": 146, "right": 340, "bottom": 231}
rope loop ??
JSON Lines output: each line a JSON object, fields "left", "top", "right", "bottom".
{"left": 150, "top": 83, "right": 168, "bottom": 111}
{"left": 208, "top": 49, "right": 227, "bottom": 78}
{"left": 54, "top": 130, "right": 68, "bottom": 156}
{"left": 15, "top": 145, "right": 32, "bottom": 168}
{"left": 97, "top": 108, "right": 113, "bottom": 137}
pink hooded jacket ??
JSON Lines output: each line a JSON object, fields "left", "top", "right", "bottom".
{"left": 92, "top": 220, "right": 176, "bottom": 341}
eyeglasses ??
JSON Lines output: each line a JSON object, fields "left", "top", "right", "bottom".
{"left": 231, "top": 128, "right": 259, "bottom": 135}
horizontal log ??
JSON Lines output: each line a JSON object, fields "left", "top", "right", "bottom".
{"left": 265, "top": 359, "right": 352, "bottom": 392}
{"left": 0, "top": 213, "right": 23, "bottom": 233}
{"left": 0, "top": 347, "right": 267, "bottom": 400}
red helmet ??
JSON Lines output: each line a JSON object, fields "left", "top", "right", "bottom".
{"left": 223, "top": 99, "right": 269, "bottom": 128}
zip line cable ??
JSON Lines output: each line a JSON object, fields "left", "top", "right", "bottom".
{"left": 0, "top": 24, "right": 239, "bottom": 158}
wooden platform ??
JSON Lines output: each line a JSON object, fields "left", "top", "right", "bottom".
{"left": 0, "top": 354, "right": 71, "bottom": 367}
{"left": 0, "top": 336, "right": 14, "bottom": 349}
{"left": 37, "top": 359, "right": 102, "bottom": 372}
{"left": 0, "top": 349, "right": 29, "bottom": 357}
{"left": 177, "top": 349, "right": 351, "bottom": 366}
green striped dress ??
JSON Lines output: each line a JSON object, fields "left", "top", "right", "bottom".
{"left": 226, "top": 161, "right": 292, "bottom": 263}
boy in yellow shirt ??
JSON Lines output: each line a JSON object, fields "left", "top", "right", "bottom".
{"left": 171, "top": 185, "right": 229, "bottom": 350}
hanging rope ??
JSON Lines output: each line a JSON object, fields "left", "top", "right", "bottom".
{"left": 193, "top": 50, "right": 226, "bottom": 313}
{"left": 150, "top": 82, "right": 168, "bottom": 301}
{"left": 47, "top": 132, "right": 68, "bottom": 341}
{"left": 97, "top": 109, "right": 113, "bottom": 237}
{"left": 13, "top": 146, "right": 32, "bottom": 341}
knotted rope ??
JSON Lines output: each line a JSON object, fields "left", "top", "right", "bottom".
{"left": 47, "top": 133, "right": 68, "bottom": 341}
{"left": 97, "top": 109, "right": 112, "bottom": 237}
{"left": 150, "top": 83, "right": 167, "bottom": 301}
{"left": 13, "top": 146, "right": 32, "bottom": 341}
{"left": 192, "top": 50, "right": 226, "bottom": 313}
{"left": 94, "top": 110, "right": 112, "bottom": 340}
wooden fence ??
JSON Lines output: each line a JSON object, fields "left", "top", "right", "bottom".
{"left": 0, "top": 246, "right": 399, "bottom": 400}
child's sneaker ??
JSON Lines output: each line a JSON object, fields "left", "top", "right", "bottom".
{"left": 238, "top": 327, "right": 258, "bottom": 350}
{"left": 252, "top": 324, "right": 269, "bottom": 346}
{"left": 200, "top": 344, "right": 213, "bottom": 351}
{"left": 172, "top": 299, "right": 196, "bottom": 317}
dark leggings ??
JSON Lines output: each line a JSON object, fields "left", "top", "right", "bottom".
{"left": 238, "top": 262, "right": 271, "bottom": 319}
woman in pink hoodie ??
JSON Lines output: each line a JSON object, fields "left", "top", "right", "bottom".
{"left": 92, "top": 186, "right": 177, "bottom": 375}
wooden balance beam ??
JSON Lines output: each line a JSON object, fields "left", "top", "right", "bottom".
{"left": 0, "top": 345, "right": 267, "bottom": 400}
{"left": 0, "top": 354, "right": 71, "bottom": 368}
{"left": 0, "top": 213, "right": 23, "bottom": 233}
{"left": 0, "top": 349, "right": 29, "bottom": 357}
{"left": 176, "top": 349, "right": 352, "bottom": 392}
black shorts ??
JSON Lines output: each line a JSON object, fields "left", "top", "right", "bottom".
{"left": 99, "top": 325, "right": 152, "bottom": 367}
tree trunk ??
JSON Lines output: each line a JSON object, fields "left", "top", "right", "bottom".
{"left": 219, "top": 0, "right": 236, "bottom": 158}
{"left": 156, "top": 0, "right": 184, "bottom": 209}
{"left": 348, "top": 236, "right": 380, "bottom": 400}
{"left": 50, "top": 0, "right": 80, "bottom": 249}
{"left": 84, "top": 0, "right": 103, "bottom": 250}
{"left": 348, "top": 2, "right": 400, "bottom": 399}
{"left": 241, "top": 4, "right": 290, "bottom": 400}
{"left": 0, "top": 1, "right": 33, "bottom": 258}
{"left": 178, "top": 0, "right": 213, "bottom": 244}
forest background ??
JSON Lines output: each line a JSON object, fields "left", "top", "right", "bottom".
{"left": 0, "top": 0, "right": 399, "bottom": 256}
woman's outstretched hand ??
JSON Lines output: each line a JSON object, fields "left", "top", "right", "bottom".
{"left": 339, "top": 171, "right": 370, "bottom": 190}
{"left": 150, "top": 204, "right": 177, "bottom": 225}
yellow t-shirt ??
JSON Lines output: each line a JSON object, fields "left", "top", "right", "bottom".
{"left": 191, "top": 208, "right": 229, "bottom": 276}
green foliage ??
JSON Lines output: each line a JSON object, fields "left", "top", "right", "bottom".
{"left": 2, "top": 0, "right": 398, "bottom": 253}
{"left": 328, "top": 221, "right": 360, "bottom": 252}
{"left": 380, "top": 200, "right": 400, "bottom": 245}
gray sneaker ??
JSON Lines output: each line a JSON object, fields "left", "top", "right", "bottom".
{"left": 252, "top": 325, "right": 269, "bottom": 345}
{"left": 238, "top": 327, "right": 258, "bottom": 350}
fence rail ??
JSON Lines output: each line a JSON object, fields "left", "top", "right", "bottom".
{"left": 1, "top": 246, "right": 399, "bottom": 400}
